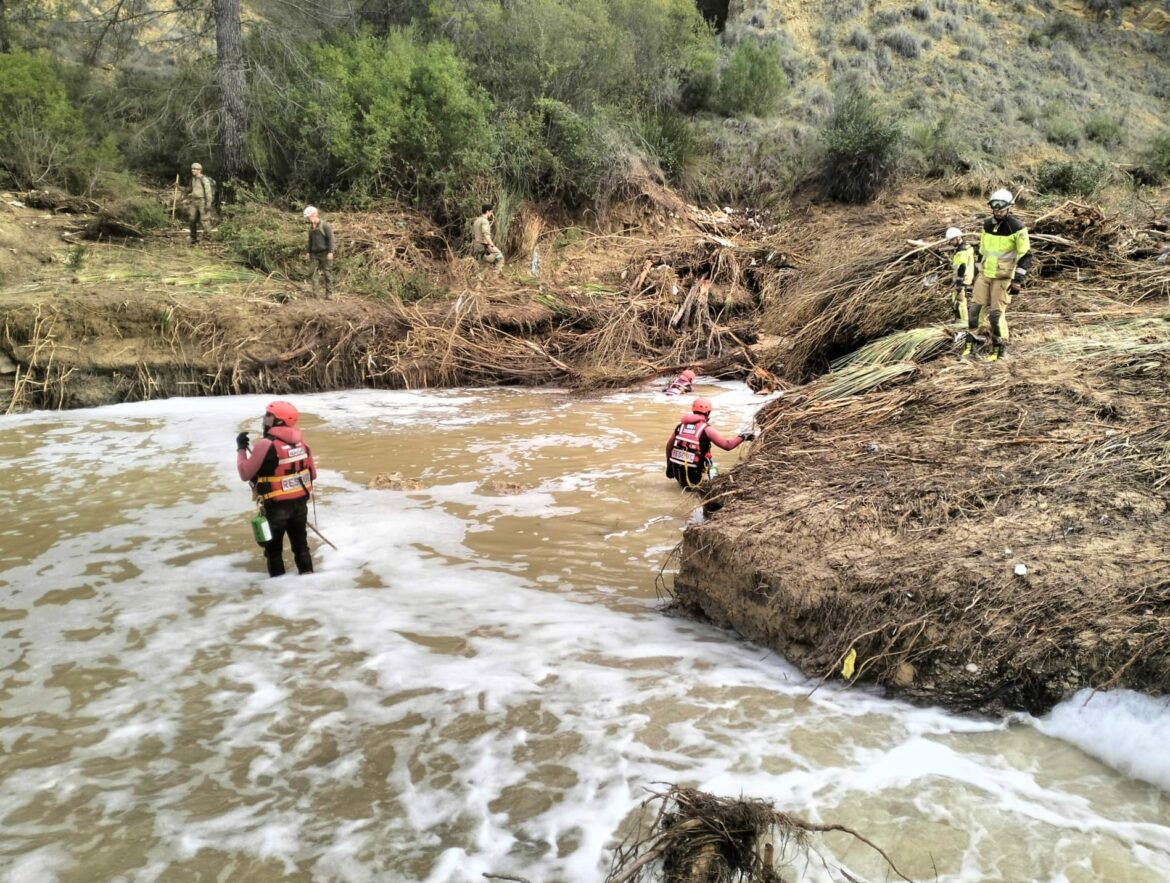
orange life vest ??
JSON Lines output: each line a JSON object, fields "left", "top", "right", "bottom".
{"left": 254, "top": 438, "right": 313, "bottom": 503}
{"left": 669, "top": 415, "right": 711, "bottom": 469}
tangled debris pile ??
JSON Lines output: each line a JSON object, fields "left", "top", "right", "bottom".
{"left": 2, "top": 193, "right": 794, "bottom": 409}
{"left": 760, "top": 202, "right": 1170, "bottom": 382}
{"left": 603, "top": 787, "right": 909, "bottom": 883}
{"left": 670, "top": 199, "right": 1170, "bottom": 714}
{"left": 673, "top": 314, "right": 1170, "bottom": 714}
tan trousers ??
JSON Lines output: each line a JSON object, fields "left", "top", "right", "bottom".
{"left": 971, "top": 276, "right": 1011, "bottom": 342}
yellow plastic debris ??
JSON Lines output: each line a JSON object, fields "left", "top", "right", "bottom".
{"left": 841, "top": 648, "right": 857, "bottom": 680}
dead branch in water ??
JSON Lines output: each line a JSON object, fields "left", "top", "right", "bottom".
{"left": 606, "top": 786, "right": 913, "bottom": 883}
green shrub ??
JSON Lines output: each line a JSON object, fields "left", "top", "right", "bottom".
{"left": 1041, "top": 106, "right": 1082, "bottom": 147}
{"left": 293, "top": 30, "right": 498, "bottom": 221}
{"left": 217, "top": 205, "right": 303, "bottom": 275}
{"left": 635, "top": 110, "right": 701, "bottom": 183}
{"left": 717, "top": 39, "right": 787, "bottom": 116}
{"left": 1034, "top": 160, "right": 1111, "bottom": 197}
{"left": 819, "top": 87, "right": 903, "bottom": 203}
{"left": 907, "top": 117, "right": 968, "bottom": 177}
{"left": 498, "top": 100, "right": 622, "bottom": 209}
{"left": 0, "top": 50, "right": 90, "bottom": 190}
{"left": 689, "top": 117, "right": 809, "bottom": 205}
{"left": 881, "top": 28, "right": 921, "bottom": 59}
{"left": 451, "top": 0, "right": 710, "bottom": 114}
{"left": 1133, "top": 130, "right": 1170, "bottom": 183}
{"left": 1085, "top": 115, "right": 1124, "bottom": 147}
{"left": 847, "top": 27, "right": 872, "bottom": 50}
{"left": 679, "top": 44, "right": 719, "bottom": 112}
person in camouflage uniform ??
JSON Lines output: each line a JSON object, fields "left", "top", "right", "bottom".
{"left": 472, "top": 204, "right": 504, "bottom": 275}
{"left": 187, "top": 162, "right": 215, "bottom": 244}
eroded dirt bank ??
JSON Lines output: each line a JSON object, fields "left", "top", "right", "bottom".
{"left": 672, "top": 200, "right": 1170, "bottom": 716}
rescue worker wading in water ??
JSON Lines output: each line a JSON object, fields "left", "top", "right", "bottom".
{"left": 237, "top": 401, "right": 318, "bottom": 577}
{"left": 665, "top": 396, "right": 754, "bottom": 489}
{"left": 665, "top": 369, "right": 696, "bottom": 396}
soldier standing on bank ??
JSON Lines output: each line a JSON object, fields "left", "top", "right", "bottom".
{"left": 304, "top": 206, "right": 335, "bottom": 299}
{"left": 472, "top": 204, "right": 504, "bottom": 275}
{"left": 187, "top": 162, "right": 215, "bottom": 244}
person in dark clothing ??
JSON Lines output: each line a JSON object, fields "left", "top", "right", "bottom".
{"left": 237, "top": 400, "right": 318, "bottom": 577}
{"left": 304, "top": 206, "right": 336, "bottom": 298}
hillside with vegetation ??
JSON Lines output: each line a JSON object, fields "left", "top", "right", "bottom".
{"left": 2, "top": 0, "right": 1169, "bottom": 225}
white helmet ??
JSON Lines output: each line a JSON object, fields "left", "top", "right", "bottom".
{"left": 303, "top": 206, "right": 318, "bottom": 218}
{"left": 945, "top": 227, "right": 962, "bottom": 241}
{"left": 988, "top": 189, "right": 1014, "bottom": 209}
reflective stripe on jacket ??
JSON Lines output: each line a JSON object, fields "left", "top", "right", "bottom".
{"left": 669, "top": 415, "right": 710, "bottom": 468}
{"left": 952, "top": 244, "right": 975, "bottom": 287}
{"left": 979, "top": 215, "right": 1031, "bottom": 280}
{"left": 254, "top": 438, "right": 313, "bottom": 502}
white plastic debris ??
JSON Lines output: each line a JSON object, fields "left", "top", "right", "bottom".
{"left": 1014, "top": 564, "right": 1028, "bottom": 577}
{"left": 965, "top": 663, "right": 979, "bottom": 673}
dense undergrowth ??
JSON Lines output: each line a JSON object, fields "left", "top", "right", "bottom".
{"left": 1, "top": 0, "right": 1169, "bottom": 226}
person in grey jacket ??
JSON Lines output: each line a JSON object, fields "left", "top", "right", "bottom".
{"left": 304, "top": 206, "right": 335, "bottom": 298}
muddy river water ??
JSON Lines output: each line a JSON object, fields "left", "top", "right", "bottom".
{"left": 2, "top": 384, "right": 1170, "bottom": 882}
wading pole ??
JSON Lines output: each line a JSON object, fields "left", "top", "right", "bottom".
{"left": 307, "top": 520, "right": 338, "bottom": 550}
{"left": 170, "top": 174, "right": 180, "bottom": 221}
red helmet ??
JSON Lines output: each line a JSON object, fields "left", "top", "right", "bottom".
{"left": 265, "top": 400, "right": 299, "bottom": 426}
{"left": 691, "top": 396, "right": 712, "bottom": 416}
{"left": 681, "top": 369, "right": 696, "bottom": 381}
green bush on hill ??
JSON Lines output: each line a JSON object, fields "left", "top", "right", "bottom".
{"left": 498, "top": 100, "right": 623, "bottom": 209}
{"left": 1085, "top": 114, "right": 1124, "bottom": 147}
{"left": 447, "top": 0, "right": 711, "bottom": 115}
{"left": 819, "top": 87, "right": 903, "bottom": 203}
{"left": 717, "top": 39, "right": 787, "bottom": 117}
{"left": 292, "top": 30, "right": 498, "bottom": 220}
{"left": 1034, "top": 160, "right": 1112, "bottom": 197}
{"left": 1135, "top": 130, "right": 1170, "bottom": 184}
{"left": 0, "top": 50, "right": 91, "bottom": 190}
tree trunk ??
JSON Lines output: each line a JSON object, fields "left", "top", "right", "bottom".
{"left": 0, "top": 0, "right": 10, "bottom": 53}
{"left": 214, "top": 0, "right": 247, "bottom": 187}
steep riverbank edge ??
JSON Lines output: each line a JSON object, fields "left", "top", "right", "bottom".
{"left": 672, "top": 324, "right": 1170, "bottom": 716}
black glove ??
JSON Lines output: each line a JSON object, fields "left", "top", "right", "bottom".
{"left": 1009, "top": 279, "right": 1022, "bottom": 295}
{"left": 740, "top": 431, "right": 756, "bottom": 442}
{"left": 236, "top": 431, "right": 250, "bottom": 451}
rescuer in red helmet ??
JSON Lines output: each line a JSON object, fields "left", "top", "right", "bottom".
{"left": 236, "top": 401, "right": 318, "bottom": 576}
{"left": 665, "top": 396, "right": 754, "bottom": 489}
{"left": 664, "top": 368, "right": 697, "bottom": 396}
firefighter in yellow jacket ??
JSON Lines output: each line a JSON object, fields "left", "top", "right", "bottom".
{"left": 963, "top": 189, "right": 1032, "bottom": 362}
{"left": 945, "top": 226, "right": 973, "bottom": 324}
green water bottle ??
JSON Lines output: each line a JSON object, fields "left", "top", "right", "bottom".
{"left": 250, "top": 512, "right": 272, "bottom": 546}
{"left": 708, "top": 460, "right": 719, "bottom": 479}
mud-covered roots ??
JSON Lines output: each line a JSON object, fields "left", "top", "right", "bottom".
{"left": 605, "top": 786, "right": 911, "bottom": 883}
{"left": 675, "top": 314, "right": 1170, "bottom": 714}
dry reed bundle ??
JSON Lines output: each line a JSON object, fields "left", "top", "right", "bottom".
{"left": 762, "top": 219, "right": 955, "bottom": 382}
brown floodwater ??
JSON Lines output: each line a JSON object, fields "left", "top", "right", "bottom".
{"left": 2, "top": 385, "right": 1169, "bottom": 882}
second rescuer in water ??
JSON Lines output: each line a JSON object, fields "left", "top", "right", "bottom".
{"left": 665, "top": 396, "right": 753, "bottom": 489}
{"left": 237, "top": 401, "right": 317, "bottom": 577}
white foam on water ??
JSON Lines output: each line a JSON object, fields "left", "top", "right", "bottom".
{"left": 2, "top": 388, "right": 1169, "bottom": 883}
{"left": 1037, "top": 688, "right": 1170, "bottom": 792}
